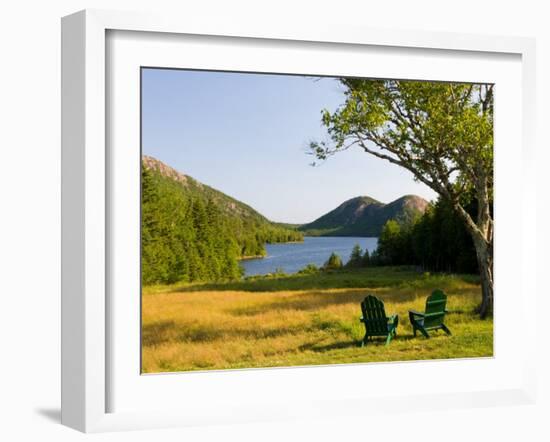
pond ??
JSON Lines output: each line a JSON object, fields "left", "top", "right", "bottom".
{"left": 240, "top": 236, "right": 378, "bottom": 276}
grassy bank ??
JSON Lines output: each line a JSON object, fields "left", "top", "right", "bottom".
{"left": 142, "top": 267, "right": 492, "bottom": 373}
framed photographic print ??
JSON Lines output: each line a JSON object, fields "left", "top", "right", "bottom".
{"left": 61, "top": 9, "right": 537, "bottom": 432}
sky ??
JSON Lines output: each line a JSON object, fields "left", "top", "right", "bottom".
{"left": 141, "top": 68, "right": 437, "bottom": 224}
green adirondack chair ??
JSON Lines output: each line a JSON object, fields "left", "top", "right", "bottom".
{"left": 359, "top": 295, "right": 399, "bottom": 346}
{"left": 408, "top": 289, "right": 451, "bottom": 338}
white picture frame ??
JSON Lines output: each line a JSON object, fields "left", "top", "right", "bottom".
{"left": 61, "top": 9, "right": 537, "bottom": 433}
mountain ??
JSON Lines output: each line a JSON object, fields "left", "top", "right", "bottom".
{"left": 299, "top": 194, "right": 429, "bottom": 237}
{"left": 142, "top": 156, "right": 305, "bottom": 284}
{"left": 143, "top": 155, "right": 275, "bottom": 226}
{"left": 141, "top": 155, "right": 428, "bottom": 284}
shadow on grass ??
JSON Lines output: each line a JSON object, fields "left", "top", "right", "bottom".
{"left": 142, "top": 320, "right": 177, "bottom": 346}
{"left": 298, "top": 333, "right": 421, "bottom": 352}
{"left": 168, "top": 267, "right": 479, "bottom": 294}
{"left": 142, "top": 319, "right": 347, "bottom": 347}
{"left": 299, "top": 340, "right": 360, "bottom": 352}
{"left": 142, "top": 312, "right": 461, "bottom": 349}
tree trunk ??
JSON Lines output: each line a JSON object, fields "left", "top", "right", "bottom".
{"left": 451, "top": 185, "right": 493, "bottom": 319}
{"left": 473, "top": 237, "right": 493, "bottom": 318}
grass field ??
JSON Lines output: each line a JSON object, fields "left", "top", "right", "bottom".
{"left": 142, "top": 267, "right": 493, "bottom": 373}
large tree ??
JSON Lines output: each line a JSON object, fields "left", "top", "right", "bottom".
{"left": 311, "top": 79, "right": 493, "bottom": 318}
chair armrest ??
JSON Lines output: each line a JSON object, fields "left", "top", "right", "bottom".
{"left": 409, "top": 310, "right": 425, "bottom": 317}
{"left": 388, "top": 314, "right": 399, "bottom": 325}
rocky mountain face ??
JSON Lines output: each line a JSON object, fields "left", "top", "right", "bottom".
{"left": 143, "top": 155, "right": 428, "bottom": 238}
{"left": 299, "top": 194, "right": 429, "bottom": 237}
{"left": 143, "top": 155, "right": 270, "bottom": 222}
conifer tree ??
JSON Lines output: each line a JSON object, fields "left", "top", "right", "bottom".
{"left": 346, "top": 244, "right": 363, "bottom": 268}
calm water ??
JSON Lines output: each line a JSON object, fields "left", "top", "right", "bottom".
{"left": 240, "top": 236, "right": 378, "bottom": 276}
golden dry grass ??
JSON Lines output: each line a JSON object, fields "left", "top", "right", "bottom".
{"left": 142, "top": 269, "right": 493, "bottom": 373}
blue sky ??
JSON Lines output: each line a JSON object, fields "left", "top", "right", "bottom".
{"left": 142, "top": 68, "right": 437, "bottom": 224}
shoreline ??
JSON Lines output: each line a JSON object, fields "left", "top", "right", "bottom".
{"left": 239, "top": 236, "right": 378, "bottom": 263}
{"left": 239, "top": 255, "right": 265, "bottom": 261}
{"left": 239, "top": 239, "right": 306, "bottom": 261}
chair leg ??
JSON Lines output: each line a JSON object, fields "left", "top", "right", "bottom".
{"left": 419, "top": 327, "right": 430, "bottom": 339}
{"left": 361, "top": 333, "right": 368, "bottom": 347}
{"left": 410, "top": 314, "right": 420, "bottom": 338}
{"left": 441, "top": 324, "right": 452, "bottom": 335}
{"left": 385, "top": 333, "right": 392, "bottom": 346}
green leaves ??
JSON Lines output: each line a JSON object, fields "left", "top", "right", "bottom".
{"left": 346, "top": 244, "right": 364, "bottom": 268}
{"left": 311, "top": 79, "right": 494, "bottom": 204}
{"left": 323, "top": 252, "right": 343, "bottom": 270}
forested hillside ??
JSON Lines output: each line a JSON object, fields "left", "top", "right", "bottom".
{"left": 141, "top": 156, "right": 303, "bottom": 284}
{"left": 299, "top": 194, "right": 428, "bottom": 237}
{"left": 373, "top": 195, "right": 483, "bottom": 274}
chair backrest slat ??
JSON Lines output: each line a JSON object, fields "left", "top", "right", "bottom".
{"left": 423, "top": 289, "right": 447, "bottom": 328}
{"left": 361, "top": 295, "right": 388, "bottom": 335}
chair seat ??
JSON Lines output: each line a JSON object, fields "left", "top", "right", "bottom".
{"left": 408, "top": 290, "right": 451, "bottom": 338}
{"left": 409, "top": 309, "right": 424, "bottom": 317}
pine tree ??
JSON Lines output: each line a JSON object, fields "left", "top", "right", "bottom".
{"left": 141, "top": 160, "right": 303, "bottom": 285}
{"left": 346, "top": 244, "right": 363, "bottom": 268}
{"left": 362, "top": 249, "right": 370, "bottom": 267}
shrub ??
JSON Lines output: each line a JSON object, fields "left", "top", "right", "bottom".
{"left": 324, "top": 252, "right": 343, "bottom": 270}
{"left": 298, "top": 263, "right": 319, "bottom": 275}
